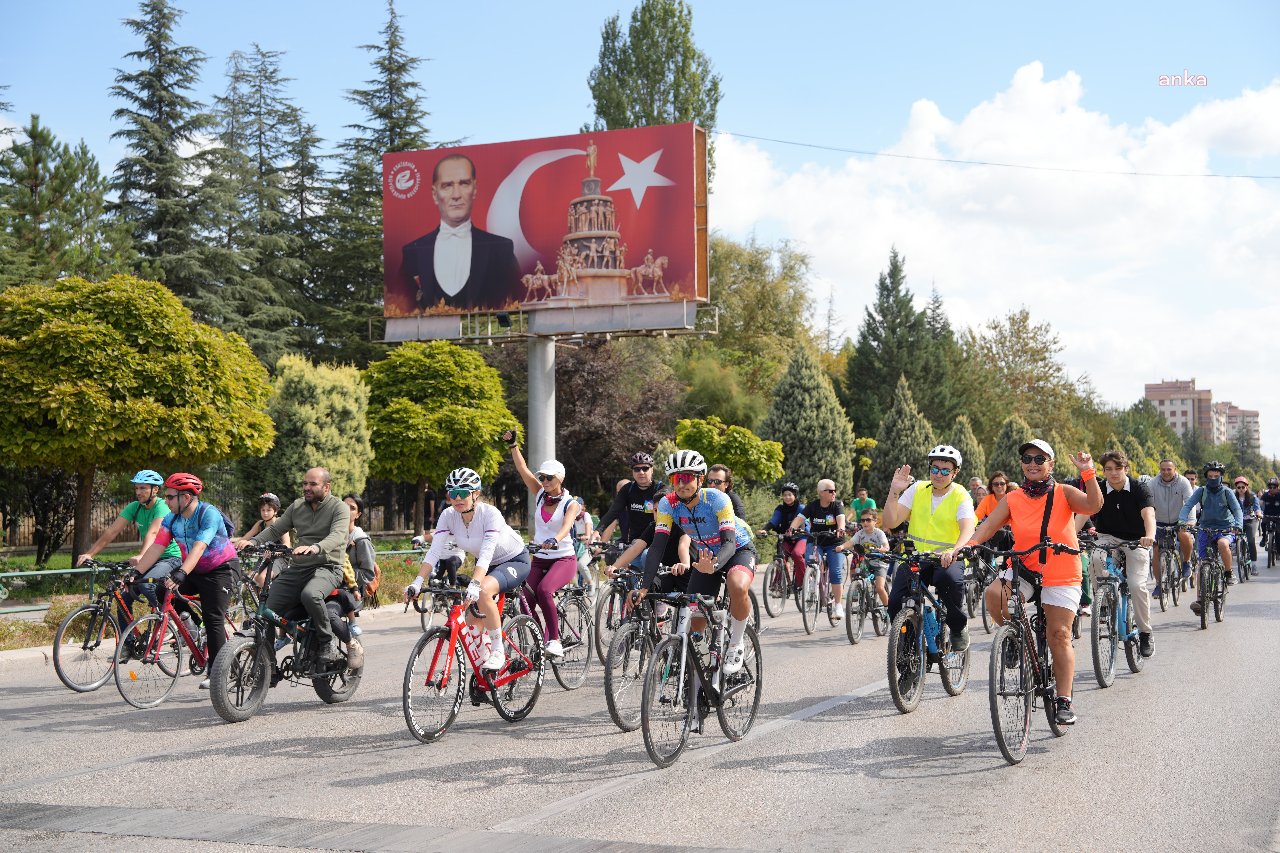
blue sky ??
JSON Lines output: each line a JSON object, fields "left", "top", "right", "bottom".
{"left": 4, "top": 1, "right": 1280, "bottom": 454}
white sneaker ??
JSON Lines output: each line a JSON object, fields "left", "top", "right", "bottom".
{"left": 544, "top": 639, "right": 565, "bottom": 659}
{"left": 198, "top": 679, "right": 211, "bottom": 690}
{"left": 833, "top": 602, "right": 845, "bottom": 620}
{"left": 480, "top": 648, "right": 506, "bottom": 671}
{"left": 722, "top": 643, "right": 745, "bottom": 675}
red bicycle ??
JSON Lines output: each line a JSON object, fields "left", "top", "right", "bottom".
{"left": 113, "top": 579, "right": 220, "bottom": 708}
{"left": 402, "top": 584, "right": 545, "bottom": 743}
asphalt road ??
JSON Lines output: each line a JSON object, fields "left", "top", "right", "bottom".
{"left": 2, "top": 563, "right": 1279, "bottom": 853}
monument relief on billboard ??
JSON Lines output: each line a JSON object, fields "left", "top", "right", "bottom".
{"left": 382, "top": 123, "right": 707, "bottom": 334}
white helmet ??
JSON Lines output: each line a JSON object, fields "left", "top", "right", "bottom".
{"left": 444, "top": 467, "right": 482, "bottom": 492}
{"left": 665, "top": 449, "right": 707, "bottom": 475}
{"left": 927, "top": 444, "right": 963, "bottom": 469}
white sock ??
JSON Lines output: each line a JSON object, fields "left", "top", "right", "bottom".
{"left": 729, "top": 616, "right": 747, "bottom": 647}
{"left": 487, "top": 629, "right": 502, "bottom": 651}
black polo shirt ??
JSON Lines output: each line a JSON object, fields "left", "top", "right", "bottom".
{"left": 1091, "top": 475, "right": 1153, "bottom": 540}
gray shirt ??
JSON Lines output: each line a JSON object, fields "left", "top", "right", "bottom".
{"left": 1147, "top": 474, "right": 1193, "bottom": 525}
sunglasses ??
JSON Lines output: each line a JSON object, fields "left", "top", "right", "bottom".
{"left": 821, "top": 488, "right": 836, "bottom": 493}
{"left": 990, "top": 482, "right": 1008, "bottom": 488}
{"left": 1020, "top": 454, "right": 1049, "bottom": 465}
{"left": 536, "top": 473, "right": 558, "bottom": 482}
{"left": 631, "top": 466, "right": 652, "bottom": 473}
{"left": 706, "top": 478, "right": 726, "bottom": 486}
{"left": 860, "top": 517, "right": 875, "bottom": 523}
{"left": 447, "top": 488, "right": 474, "bottom": 500}
{"left": 671, "top": 472, "right": 698, "bottom": 485}
{"left": 927, "top": 466, "right": 954, "bottom": 476}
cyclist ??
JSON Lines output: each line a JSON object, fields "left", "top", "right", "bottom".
{"left": 1234, "top": 477, "right": 1261, "bottom": 564}
{"left": 597, "top": 452, "right": 661, "bottom": 546}
{"left": 131, "top": 473, "right": 241, "bottom": 688}
{"left": 77, "top": 470, "right": 181, "bottom": 621}
{"left": 845, "top": 508, "right": 891, "bottom": 609}
{"left": 234, "top": 468, "right": 351, "bottom": 665}
{"left": 1261, "top": 477, "right": 1280, "bottom": 564}
{"left": 1148, "top": 459, "right": 1195, "bottom": 590}
{"left": 404, "top": 467, "right": 530, "bottom": 671}
{"left": 609, "top": 520, "right": 693, "bottom": 601}
{"left": 759, "top": 483, "right": 808, "bottom": 586}
{"left": 850, "top": 486, "right": 877, "bottom": 519}
{"left": 882, "top": 445, "right": 976, "bottom": 651}
{"left": 505, "top": 434, "right": 582, "bottom": 661}
{"left": 971, "top": 440, "right": 1101, "bottom": 724}
{"left": 244, "top": 493, "right": 292, "bottom": 589}
{"left": 1180, "top": 461, "right": 1243, "bottom": 608}
{"left": 1090, "top": 450, "right": 1156, "bottom": 658}
{"left": 787, "top": 478, "right": 848, "bottom": 619}
{"left": 707, "top": 464, "right": 748, "bottom": 521}
{"left": 636, "top": 449, "right": 756, "bottom": 674}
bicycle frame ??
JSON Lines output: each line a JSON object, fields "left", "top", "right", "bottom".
{"left": 652, "top": 593, "right": 737, "bottom": 723}
{"left": 134, "top": 583, "right": 208, "bottom": 672}
{"left": 422, "top": 593, "right": 535, "bottom": 695}
{"left": 1092, "top": 547, "right": 1138, "bottom": 645}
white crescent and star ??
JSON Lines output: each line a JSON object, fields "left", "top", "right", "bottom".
{"left": 608, "top": 149, "right": 675, "bottom": 207}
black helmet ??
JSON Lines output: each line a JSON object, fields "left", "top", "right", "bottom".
{"left": 780, "top": 482, "right": 799, "bottom": 495}
{"left": 629, "top": 452, "right": 654, "bottom": 468}
{"left": 1203, "top": 460, "right": 1226, "bottom": 475}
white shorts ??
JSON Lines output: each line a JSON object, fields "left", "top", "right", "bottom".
{"left": 997, "top": 569, "right": 1082, "bottom": 612}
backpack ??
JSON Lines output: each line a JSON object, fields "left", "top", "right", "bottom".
{"left": 348, "top": 536, "right": 381, "bottom": 602}
{"left": 191, "top": 501, "right": 236, "bottom": 540}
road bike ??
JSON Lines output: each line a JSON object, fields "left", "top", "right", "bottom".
{"left": 844, "top": 547, "right": 889, "bottom": 645}
{"left": 973, "top": 539, "right": 1080, "bottom": 766}
{"left": 402, "top": 583, "right": 545, "bottom": 743}
{"left": 209, "top": 545, "right": 364, "bottom": 722}
{"left": 640, "top": 591, "right": 762, "bottom": 768}
{"left": 53, "top": 560, "right": 148, "bottom": 692}
{"left": 603, "top": 567, "right": 678, "bottom": 732}
{"left": 504, "top": 543, "right": 593, "bottom": 691}
{"left": 1080, "top": 534, "right": 1147, "bottom": 688}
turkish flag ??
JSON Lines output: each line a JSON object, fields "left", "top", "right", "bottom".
{"left": 382, "top": 123, "right": 704, "bottom": 317}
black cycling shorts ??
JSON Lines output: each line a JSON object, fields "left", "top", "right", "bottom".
{"left": 687, "top": 547, "right": 756, "bottom": 599}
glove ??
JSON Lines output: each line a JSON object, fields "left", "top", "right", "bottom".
{"left": 169, "top": 569, "right": 187, "bottom": 587}
{"left": 123, "top": 570, "right": 140, "bottom": 585}
{"left": 411, "top": 535, "right": 427, "bottom": 549}
{"left": 465, "top": 580, "right": 482, "bottom": 602}
{"left": 406, "top": 578, "right": 423, "bottom": 598}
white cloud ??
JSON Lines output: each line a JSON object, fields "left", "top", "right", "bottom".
{"left": 712, "top": 63, "right": 1280, "bottom": 457}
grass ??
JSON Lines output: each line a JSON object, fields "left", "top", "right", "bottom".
{"left": 0, "top": 596, "right": 83, "bottom": 652}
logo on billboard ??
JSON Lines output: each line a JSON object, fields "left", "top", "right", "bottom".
{"left": 387, "top": 161, "right": 421, "bottom": 200}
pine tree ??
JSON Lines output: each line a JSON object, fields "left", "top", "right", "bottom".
{"left": 868, "top": 375, "right": 937, "bottom": 496}
{"left": 109, "top": 0, "right": 214, "bottom": 298}
{"left": 949, "top": 414, "right": 986, "bottom": 481}
{"left": 988, "top": 414, "right": 1035, "bottom": 485}
{"left": 758, "top": 346, "right": 859, "bottom": 495}
{"left": 917, "top": 287, "right": 961, "bottom": 426}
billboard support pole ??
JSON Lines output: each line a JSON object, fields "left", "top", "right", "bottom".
{"left": 527, "top": 335, "right": 556, "bottom": 522}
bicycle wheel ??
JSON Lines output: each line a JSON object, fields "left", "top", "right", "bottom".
{"left": 313, "top": 642, "right": 362, "bottom": 704}
{"left": 605, "top": 620, "right": 652, "bottom": 732}
{"left": 551, "top": 596, "right": 592, "bottom": 691}
{"left": 1163, "top": 549, "right": 1179, "bottom": 607}
{"left": 1090, "top": 583, "right": 1117, "bottom": 688}
{"left": 210, "top": 634, "right": 272, "bottom": 723}
{"left": 717, "top": 624, "right": 762, "bottom": 741}
{"left": 641, "top": 636, "right": 691, "bottom": 768}
{"left": 797, "top": 563, "right": 819, "bottom": 635}
{"left": 989, "top": 622, "right": 1031, "bottom": 765}
{"left": 1123, "top": 594, "right": 1144, "bottom": 674}
{"left": 1213, "top": 568, "right": 1225, "bottom": 623}
{"left": 846, "top": 579, "right": 867, "bottom": 645}
{"left": 980, "top": 587, "right": 994, "bottom": 634}
{"left": 1198, "top": 564, "right": 1210, "bottom": 630}
{"left": 114, "top": 613, "right": 183, "bottom": 709}
{"left": 887, "top": 609, "right": 925, "bottom": 714}
{"left": 417, "top": 590, "right": 438, "bottom": 632}
{"left": 939, "top": 625, "right": 970, "bottom": 696}
{"left": 403, "top": 627, "right": 465, "bottom": 742}
{"left": 491, "top": 614, "right": 545, "bottom": 722}
{"left": 748, "top": 588, "right": 761, "bottom": 633}
{"left": 53, "top": 604, "right": 119, "bottom": 692}
{"left": 762, "top": 559, "right": 788, "bottom": 617}
{"left": 965, "top": 579, "right": 977, "bottom": 618}
{"left": 594, "top": 588, "right": 625, "bottom": 665}
{"left": 872, "top": 590, "right": 888, "bottom": 636}
{"left": 226, "top": 579, "right": 259, "bottom": 628}
{"left": 1154, "top": 564, "right": 1168, "bottom": 612}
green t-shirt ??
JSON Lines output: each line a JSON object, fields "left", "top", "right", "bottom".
{"left": 851, "top": 497, "right": 878, "bottom": 517}
{"left": 121, "top": 499, "right": 181, "bottom": 558}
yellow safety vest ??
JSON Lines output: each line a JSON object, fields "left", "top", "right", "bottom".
{"left": 907, "top": 483, "right": 972, "bottom": 552}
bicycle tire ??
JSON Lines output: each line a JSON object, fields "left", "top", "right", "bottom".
{"left": 491, "top": 614, "right": 544, "bottom": 722}
{"left": 1091, "top": 582, "right": 1117, "bottom": 688}
{"left": 939, "top": 625, "right": 970, "bottom": 697}
{"left": 604, "top": 620, "right": 652, "bottom": 732}
{"left": 989, "top": 622, "right": 1031, "bottom": 765}
{"left": 980, "top": 588, "right": 994, "bottom": 634}
{"left": 403, "top": 627, "right": 465, "bottom": 742}
{"left": 846, "top": 579, "right": 867, "bottom": 645}
{"left": 210, "top": 634, "right": 272, "bottom": 723}
{"left": 717, "top": 624, "right": 762, "bottom": 741}
{"left": 418, "top": 590, "right": 438, "bottom": 633}
{"left": 762, "top": 559, "right": 788, "bottom": 617}
{"left": 1213, "top": 567, "right": 1225, "bottom": 623}
{"left": 550, "top": 595, "right": 592, "bottom": 691}
{"left": 872, "top": 591, "right": 887, "bottom": 636}
{"left": 114, "top": 612, "right": 182, "bottom": 709}
{"left": 640, "top": 635, "right": 691, "bottom": 768}
{"left": 53, "top": 604, "right": 119, "bottom": 693}
{"left": 965, "top": 579, "right": 977, "bottom": 618}
{"left": 313, "top": 643, "right": 362, "bottom": 704}
{"left": 822, "top": 571, "right": 837, "bottom": 628}
{"left": 748, "top": 588, "right": 761, "bottom": 633}
{"left": 887, "top": 608, "right": 924, "bottom": 714}
{"left": 1123, "top": 594, "right": 1144, "bottom": 674}
{"left": 798, "top": 563, "right": 818, "bottom": 635}
{"left": 1163, "top": 548, "right": 1179, "bottom": 607}
{"left": 594, "top": 588, "right": 624, "bottom": 666}
{"left": 1198, "top": 563, "right": 1209, "bottom": 630}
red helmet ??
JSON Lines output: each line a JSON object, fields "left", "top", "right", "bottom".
{"left": 164, "top": 472, "right": 203, "bottom": 494}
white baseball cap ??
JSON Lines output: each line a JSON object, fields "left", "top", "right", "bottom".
{"left": 536, "top": 460, "right": 566, "bottom": 480}
{"left": 1018, "top": 439, "right": 1055, "bottom": 460}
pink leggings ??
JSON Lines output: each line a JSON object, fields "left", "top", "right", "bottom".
{"left": 527, "top": 555, "right": 578, "bottom": 641}
{"left": 783, "top": 538, "right": 807, "bottom": 584}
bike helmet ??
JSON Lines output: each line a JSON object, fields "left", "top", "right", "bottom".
{"left": 257, "top": 492, "right": 281, "bottom": 508}
{"left": 665, "top": 449, "right": 707, "bottom": 475}
{"left": 164, "top": 472, "right": 203, "bottom": 494}
{"left": 1269, "top": 477, "right": 1279, "bottom": 487}
{"left": 926, "top": 444, "right": 963, "bottom": 469}
{"left": 780, "top": 482, "right": 799, "bottom": 496}
{"left": 444, "top": 467, "right": 482, "bottom": 492}
{"left": 1203, "top": 460, "right": 1226, "bottom": 476}
{"left": 130, "top": 469, "right": 164, "bottom": 486}
{"left": 629, "top": 452, "right": 654, "bottom": 467}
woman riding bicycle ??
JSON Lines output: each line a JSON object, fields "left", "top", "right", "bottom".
{"left": 404, "top": 467, "right": 530, "bottom": 672}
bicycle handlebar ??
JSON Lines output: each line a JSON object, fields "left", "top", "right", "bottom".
{"left": 961, "top": 538, "right": 1081, "bottom": 560}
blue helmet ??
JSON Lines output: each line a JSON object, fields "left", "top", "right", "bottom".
{"left": 131, "top": 470, "right": 164, "bottom": 486}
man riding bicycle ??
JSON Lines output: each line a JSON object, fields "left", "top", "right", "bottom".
{"left": 1180, "top": 461, "right": 1243, "bottom": 611}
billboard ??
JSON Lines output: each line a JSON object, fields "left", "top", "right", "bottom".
{"left": 382, "top": 123, "right": 707, "bottom": 333}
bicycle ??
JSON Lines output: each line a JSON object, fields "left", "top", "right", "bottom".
{"left": 972, "top": 539, "right": 1081, "bottom": 765}
{"left": 591, "top": 540, "right": 629, "bottom": 664}
{"left": 1188, "top": 525, "right": 1235, "bottom": 630}
{"left": 640, "top": 591, "right": 763, "bottom": 768}
{"left": 844, "top": 547, "right": 889, "bottom": 645}
{"left": 113, "top": 578, "right": 209, "bottom": 709}
{"left": 1263, "top": 517, "right": 1280, "bottom": 569}
{"left": 1233, "top": 520, "right": 1252, "bottom": 583}
{"left": 504, "top": 543, "right": 593, "bottom": 691}
{"left": 209, "top": 544, "right": 364, "bottom": 722}
{"left": 878, "top": 546, "right": 970, "bottom": 714}
{"left": 969, "top": 552, "right": 999, "bottom": 634}
{"left": 1080, "top": 534, "right": 1147, "bottom": 688}
{"left": 412, "top": 551, "right": 470, "bottom": 633}
{"left": 1151, "top": 524, "right": 1180, "bottom": 612}
{"left": 53, "top": 560, "right": 147, "bottom": 692}
{"left": 759, "top": 532, "right": 800, "bottom": 618}
{"left": 603, "top": 566, "right": 677, "bottom": 732}
{"left": 402, "top": 583, "right": 545, "bottom": 743}
{"left": 798, "top": 533, "right": 844, "bottom": 634}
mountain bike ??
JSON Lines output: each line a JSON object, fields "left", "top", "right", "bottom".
{"left": 1079, "top": 534, "right": 1146, "bottom": 688}
{"left": 402, "top": 583, "right": 545, "bottom": 743}
{"left": 640, "top": 591, "right": 762, "bottom": 768}
{"left": 844, "top": 547, "right": 888, "bottom": 645}
{"left": 1152, "top": 524, "right": 1180, "bottom": 611}
{"left": 878, "top": 546, "right": 970, "bottom": 714}
{"left": 1263, "top": 517, "right": 1280, "bottom": 569}
{"left": 113, "top": 579, "right": 208, "bottom": 709}
{"left": 603, "top": 567, "right": 677, "bottom": 732}
{"left": 1188, "top": 526, "right": 1235, "bottom": 630}
{"left": 1233, "top": 520, "right": 1252, "bottom": 583}
{"left": 209, "top": 545, "right": 363, "bottom": 723}
{"left": 53, "top": 560, "right": 148, "bottom": 692}
{"left": 971, "top": 539, "right": 1081, "bottom": 765}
